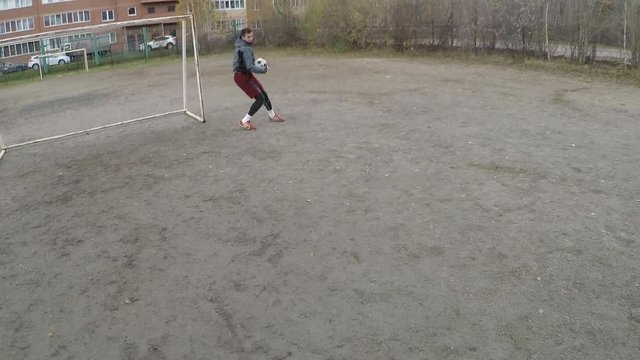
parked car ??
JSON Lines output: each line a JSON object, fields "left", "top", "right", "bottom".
{"left": 28, "top": 54, "right": 71, "bottom": 70}
{"left": 139, "top": 35, "right": 176, "bottom": 51}
{"left": 1, "top": 61, "right": 28, "bottom": 73}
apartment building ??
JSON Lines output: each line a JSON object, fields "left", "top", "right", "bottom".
{"left": 216, "top": 0, "right": 305, "bottom": 35}
{"left": 1, "top": 0, "right": 308, "bottom": 62}
{"left": 1, "top": 0, "right": 181, "bottom": 62}
{"left": 212, "top": 0, "right": 250, "bottom": 33}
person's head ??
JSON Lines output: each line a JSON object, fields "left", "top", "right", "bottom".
{"left": 240, "top": 28, "right": 254, "bottom": 44}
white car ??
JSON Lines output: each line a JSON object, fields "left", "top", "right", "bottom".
{"left": 28, "top": 54, "right": 71, "bottom": 70}
{"left": 139, "top": 35, "right": 176, "bottom": 51}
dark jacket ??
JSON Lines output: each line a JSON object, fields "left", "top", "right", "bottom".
{"left": 233, "top": 37, "right": 266, "bottom": 74}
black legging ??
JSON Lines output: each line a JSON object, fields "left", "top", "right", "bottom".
{"left": 248, "top": 91, "right": 273, "bottom": 116}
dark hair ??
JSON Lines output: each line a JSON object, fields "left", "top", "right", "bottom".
{"left": 240, "top": 27, "right": 253, "bottom": 38}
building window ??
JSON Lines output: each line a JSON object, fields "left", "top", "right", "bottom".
{"left": 147, "top": 7, "right": 155, "bottom": 14}
{"left": 0, "top": 0, "right": 32, "bottom": 10}
{"left": 101, "top": 10, "right": 114, "bottom": 22}
{"left": 109, "top": 32, "right": 117, "bottom": 43}
{"left": 272, "top": 0, "right": 304, "bottom": 6}
{"left": 44, "top": 33, "right": 95, "bottom": 51}
{"left": 43, "top": 10, "right": 90, "bottom": 28}
{"left": 213, "top": 0, "right": 245, "bottom": 10}
{"left": 167, "top": 4, "right": 175, "bottom": 12}
{"left": 1, "top": 41, "right": 40, "bottom": 59}
{"left": 0, "top": 18, "right": 35, "bottom": 35}
{"left": 216, "top": 18, "right": 247, "bottom": 31}
{"left": 48, "top": 37, "right": 61, "bottom": 50}
{"left": 128, "top": 7, "right": 136, "bottom": 16}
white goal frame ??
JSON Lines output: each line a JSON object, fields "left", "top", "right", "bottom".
{"left": 0, "top": 14, "right": 205, "bottom": 162}
{"left": 29, "top": 48, "right": 90, "bottom": 80}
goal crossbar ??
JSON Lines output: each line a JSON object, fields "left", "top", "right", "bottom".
{"left": 0, "top": 15, "right": 193, "bottom": 45}
{"left": 32, "top": 48, "right": 88, "bottom": 80}
{"left": 0, "top": 14, "right": 205, "bottom": 163}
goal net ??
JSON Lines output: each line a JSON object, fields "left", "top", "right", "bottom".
{"left": 0, "top": 14, "right": 205, "bottom": 162}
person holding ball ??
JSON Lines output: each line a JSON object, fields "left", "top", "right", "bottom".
{"left": 233, "top": 27, "right": 284, "bottom": 130}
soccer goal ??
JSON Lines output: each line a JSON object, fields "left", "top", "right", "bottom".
{"left": 0, "top": 14, "right": 205, "bottom": 162}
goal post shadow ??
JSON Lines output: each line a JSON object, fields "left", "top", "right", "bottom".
{"left": 0, "top": 14, "right": 205, "bottom": 163}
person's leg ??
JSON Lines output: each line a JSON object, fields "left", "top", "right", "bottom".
{"left": 239, "top": 94, "right": 264, "bottom": 130}
{"left": 235, "top": 73, "right": 283, "bottom": 126}
{"left": 260, "top": 90, "right": 284, "bottom": 122}
{"left": 262, "top": 91, "right": 273, "bottom": 111}
{"left": 234, "top": 72, "right": 259, "bottom": 96}
{"left": 248, "top": 94, "right": 265, "bottom": 117}
{"left": 235, "top": 72, "right": 263, "bottom": 129}
{"left": 251, "top": 77, "right": 284, "bottom": 122}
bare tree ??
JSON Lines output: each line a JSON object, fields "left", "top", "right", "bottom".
{"left": 565, "top": 0, "right": 612, "bottom": 63}
{"left": 301, "top": 0, "right": 375, "bottom": 49}
{"left": 545, "top": 0, "right": 551, "bottom": 60}
{"left": 260, "top": 1, "right": 303, "bottom": 46}
{"left": 390, "top": 0, "right": 417, "bottom": 50}
{"left": 177, "top": 0, "right": 218, "bottom": 52}
{"left": 242, "top": 0, "right": 637, "bottom": 68}
{"left": 628, "top": 0, "right": 640, "bottom": 66}
{"left": 616, "top": 0, "right": 640, "bottom": 67}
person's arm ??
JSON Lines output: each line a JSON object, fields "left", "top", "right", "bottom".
{"left": 243, "top": 46, "right": 267, "bottom": 74}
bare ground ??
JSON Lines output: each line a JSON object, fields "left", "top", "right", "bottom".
{"left": 0, "top": 52, "right": 639, "bottom": 360}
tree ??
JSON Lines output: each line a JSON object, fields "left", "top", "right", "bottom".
{"left": 260, "top": 1, "right": 304, "bottom": 46}
{"left": 178, "top": 0, "right": 219, "bottom": 52}
{"left": 254, "top": 0, "right": 637, "bottom": 67}
{"left": 564, "top": 0, "right": 613, "bottom": 63}
{"left": 300, "top": 0, "right": 373, "bottom": 49}
{"left": 628, "top": 0, "right": 640, "bottom": 66}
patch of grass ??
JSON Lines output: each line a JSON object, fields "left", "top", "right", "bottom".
{"left": 551, "top": 86, "right": 590, "bottom": 106}
{"left": 0, "top": 62, "right": 88, "bottom": 86}
{"left": 254, "top": 46, "right": 640, "bottom": 87}
{"left": 253, "top": 45, "right": 404, "bottom": 60}
{"left": 0, "top": 61, "right": 96, "bottom": 88}
{"left": 469, "top": 162, "right": 530, "bottom": 176}
{"left": 86, "top": 52, "right": 183, "bottom": 73}
{"left": 0, "top": 50, "right": 183, "bottom": 88}
{"left": 0, "top": 72, "right": 34, "bottom": 87}
{"left": 4, "top": 46, "right": 638, "bottom": 88}
{"left": 520, "top": 58, "right": 640, "bottom": 87}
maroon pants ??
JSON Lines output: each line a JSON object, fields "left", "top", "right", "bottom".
{"left": 234, "top": 72, "right": 264, "bottom": 99}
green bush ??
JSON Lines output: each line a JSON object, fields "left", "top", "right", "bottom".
{"left": 300, "top": 0, "right": 371, "bottom": 50}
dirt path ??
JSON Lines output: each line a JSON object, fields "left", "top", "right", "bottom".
{"left": 1, "top": 53, "right": 639, "bottom": 359}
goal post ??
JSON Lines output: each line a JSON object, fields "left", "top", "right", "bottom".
{"left": 186, "top": 15, "right": 205, "bottom": 124}
{"left": 34, "top": 48, "right": 88, "bottom": 81}
{"left": 0, "top": 131, "right": 5, "bottom": 161}
{"left": 0, "top": 14, "right": 205, "bottom": 162}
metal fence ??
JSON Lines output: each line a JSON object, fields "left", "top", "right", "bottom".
{"left": 0, "top": 21, "right": 191, "bottom": 86}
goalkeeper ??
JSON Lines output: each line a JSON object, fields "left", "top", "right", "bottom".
{"left": 233, "top": 27, "right": 284, "bottom": 130}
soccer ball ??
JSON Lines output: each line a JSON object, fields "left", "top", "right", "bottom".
{"left": 255, "top": 57, "right": 268, "bottom": 70}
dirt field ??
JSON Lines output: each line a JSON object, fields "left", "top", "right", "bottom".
{"left": 1, "top": 52, "right": 639, "bottom": 360}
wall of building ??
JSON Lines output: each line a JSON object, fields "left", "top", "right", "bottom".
{"left": 1, "top": 0, "right": 181, "bottom": 62}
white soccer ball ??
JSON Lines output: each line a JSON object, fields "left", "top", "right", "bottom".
{"left": 255, "top": 57, "right": 268, "bottom": 70}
